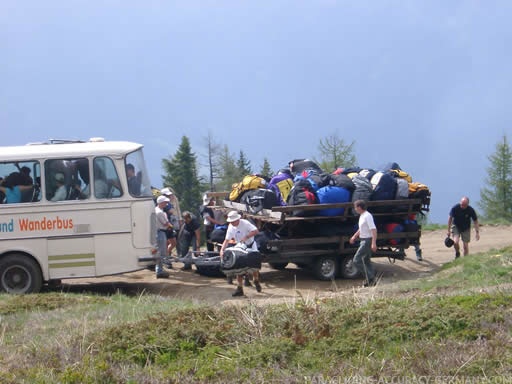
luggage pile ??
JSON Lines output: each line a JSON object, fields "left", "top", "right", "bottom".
{"left": 229, "top": 159, "right": 431, "bottom": 217}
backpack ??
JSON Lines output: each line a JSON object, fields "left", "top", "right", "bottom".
{"left": 229, "top": 175, "right": 267, "bottom": 202}
{"left": 384, "top": 223, "right": 404, "bottom": 246}
{"left": 268, "top": 173, "right": 293, "bottom": 205}
{"left": 351, "top": 174, "right": 373, "bottom": 202}
{"left": 408, "top": 182, "right": 431, "bottom": 210}
{"left": 286, "top": 179, "right": 318, "bottom": 217}
{"left": 331, "top": 173, "right": 355, "bottom": 191}
{"left": 240, "top": 188, "right": 279, "bottom": 214}
{"left": 288, "top": 159, "right": 323, "bottom": 176}
{"left": 359, "top": 168, "right": 377, "bottom": 181}
{"left": 371, "top": 172, "right": 397, "bottom": 201}
{"left": 395, "top": 178, "right": 410, "bottom": 200}
{"left": 316, "top": 186, "right": 351, "bottom": 216}
{"left": 388, "top": 169, "right": 412, "bottom": 183}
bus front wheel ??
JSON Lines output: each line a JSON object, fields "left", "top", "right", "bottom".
{"left": 0, "top": 254, "right": 43, "bottom": 294}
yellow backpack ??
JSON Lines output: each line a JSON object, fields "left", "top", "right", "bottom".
{"left": 389, "top": 169, "right": 412, "bottom": 183}
{"left": 229, "top": 175, "right": 267, "bottom": 202}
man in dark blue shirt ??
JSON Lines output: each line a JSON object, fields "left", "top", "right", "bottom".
{"left": 447, "top": 196, "right": 480, "bottom": 259}
{"left": 178, "top": 211, "right": 201, "bottom": 270}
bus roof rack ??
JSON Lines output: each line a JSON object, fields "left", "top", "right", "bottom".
{"left": 26, "top": 139, "right": 86, "bottom": 146}
{"left": 48, "top": 139, "right": 87, "bottom": 144}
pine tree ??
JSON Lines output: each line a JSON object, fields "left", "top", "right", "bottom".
{"left": 236, "top": 150, "right": 252, "bottom": 178}
{"left": 216, "top": 145, "right": 239, "bottom": 191}
{"left": 317, "top": 134, "right": 357, "bottom": 172}
{"left": 479, "top": 135, "right": 512, "bottom": 221}
{"left": 259, "top": 158, "right": 273, "bottom": 178}
{"left": 202, "top": 132, "right": 221, "bottom": 191}
{"left": 162, "top": 136, "right": 201, "bottom": 214}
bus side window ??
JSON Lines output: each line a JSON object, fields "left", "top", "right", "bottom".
{"left": 0, "top": 161, "right": 39, "bottom": 204}
{"left": 93, "top": 157, "right": 122, "bottom": 199}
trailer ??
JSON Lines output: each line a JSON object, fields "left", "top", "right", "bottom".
{"left": 210, "top": 195, "right": 428, "bottom": 281}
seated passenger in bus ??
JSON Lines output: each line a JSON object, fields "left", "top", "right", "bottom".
{"left": 0, "top": 172, "right": 33, "bottom": 204}
{"left": 126, "top": 163, "right": 141, "bottom": 196}
{"left": 69, "top": 180, "right": 89, "bottom": 200}
{"left": 50, "top": 173, "right": 68, "bottom": 201}
{"left": 94, "top": 165, "right": 109, "bottom": 198}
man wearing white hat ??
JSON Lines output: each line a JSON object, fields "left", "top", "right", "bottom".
{"left": 154, "top": 195, "right": 172, "bottom": 278}
{"left": 220, "top": 211, "right": 261, "bottom": 296}
{"left": 50, "top": 173, "right": 68, "bottom": 201}
{"left": 160, "top": 187, "right": 180, "bottom": 257}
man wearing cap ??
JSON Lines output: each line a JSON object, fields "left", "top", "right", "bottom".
{"left": 154, "top": 195, "right": 172, "bottom": 278}
{"left": 220, "top": 211, "right": 262, "bottom": 296}
{"left": 160, "top": 188, "right": 179, "bottom": 257}
{"left": 200, "top": 193, "right": 223, "bottom": 252}
{"left": 50, "top": 173, "right": 68, "bottom": 201}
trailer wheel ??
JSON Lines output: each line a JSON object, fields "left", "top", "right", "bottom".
{"left": 313, "top": 256, "right": 338, "bottom": 281}
{"left": 339, "top": 255, "right": 361, "bottom": 279}
{"left": 0, "top": 254, "right": 43, "bottom": 294}
{"left": 268, "top": 262, "right": 288, "bottom": 270}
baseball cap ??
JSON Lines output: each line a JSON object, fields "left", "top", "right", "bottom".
{"left": 156, "top": 195, "right": 170, "bottom": 204}
{"left": 160, "top": 187, "right": 173, "bottom": 196}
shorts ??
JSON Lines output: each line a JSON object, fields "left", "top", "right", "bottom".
{"left": 166, "top": 228, "right": 177, "bottom": 239}
{"left": 451, "top": 225, "right": 471, "bottom": 243}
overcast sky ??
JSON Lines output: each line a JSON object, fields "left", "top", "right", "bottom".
{"left": 2, "top": 1, "right": 511, "bottom": 224}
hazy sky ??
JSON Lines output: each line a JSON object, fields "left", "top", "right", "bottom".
{"left": 2, "top": 1, "right": 511, "bottom": 223}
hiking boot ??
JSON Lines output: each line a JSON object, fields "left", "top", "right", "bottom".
{"left": 156, "top": 270, "right": 169, "bottom": 279}
{"left": 416, "top": 249, "right": 423, "bottom": 261}
{"left": 254, "top": 280, "right": 262, "bottom": 293}
{"left": 232, "top": 286, "right": 244, "bottom": 297}
{"left": 244, "top": 276, "right": 252, "bottom": 287}
{"left": 226, "top": 276, "right": 233, "bottom": 285}
{"left": 455, "top": 251, "right": 460, "bottom": 259}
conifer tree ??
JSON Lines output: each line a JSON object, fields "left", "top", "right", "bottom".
{"left": 236, "top": 150, "right": 252, "bottom": 178}
{"left": 217, "top": 145, "right": 239, "bottom": 191}
{"left": 317, "top": 134, "right": 357, "bottom": 172}
{"left": 259, "top": 158, "right": 273, "bottom": 178}
{"left": 202, "top": 132, "right": 221, "bottom": 191}
{"left": 479, "top": 135, "right": 512, "bottom": 221}
{"left": 162, "top": 136, "right": 201, "bottom": 214}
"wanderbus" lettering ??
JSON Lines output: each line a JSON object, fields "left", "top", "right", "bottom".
{"left": 18, "top": 217, "right": 73, "bottom": 231}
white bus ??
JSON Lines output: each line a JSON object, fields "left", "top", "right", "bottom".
{"left": 0, "top": 138, "right": 158, "bottom": 293}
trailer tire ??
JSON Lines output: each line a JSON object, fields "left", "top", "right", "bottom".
{"left": 313, "top": 256, "right": 338, "bottom": 281}
{"left": 0, "top": 254, "right": 43, "bottom": 294}
{"left": 268, "top": 262, "right": 288, "bottom": 270}
{"left": 339, "top": 255, "right": 361, "bottom": 279}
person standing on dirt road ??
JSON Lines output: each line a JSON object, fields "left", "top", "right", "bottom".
{"left": 200, "top": 194, "right": 223, "bottom": 252}
{"left": 350, "top": 200, "right": 378, "bottom": 287}
{"left": 154, "top": 195, "right": 172, "bottom": 279}
{"left": 179, "top": 211, "right": 201, "bottom": 270}
{"left": 447, "top": 196, "right": 480, "bottom": 259}
{"left": 220, "top": 211, "right": 262, "bottom": 297}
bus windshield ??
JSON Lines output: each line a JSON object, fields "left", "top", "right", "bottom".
{"left": 125, "top": 148, "right": 152, "bottom": 198}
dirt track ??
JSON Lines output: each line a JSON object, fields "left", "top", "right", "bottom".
{"left": 60, "top": 225, "right": 512, "bottom": 304}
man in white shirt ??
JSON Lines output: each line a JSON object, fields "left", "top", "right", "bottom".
{"left": 349, "top": 200, "right": 378, "bottom": 287}
{"left": 220, "top": 211, "right": 261, "bottom": 296}
{"left": 154, "top": 195, "right": 172, "bottom": 278}
{"left": 50, "top": 173, "right": 68, "bottom": 201}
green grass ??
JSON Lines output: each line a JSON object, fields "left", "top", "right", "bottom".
{"left": 2, "top": 248, "right": 512, "bottom": 383}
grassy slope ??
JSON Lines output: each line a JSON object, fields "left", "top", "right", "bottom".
{"left": 1, "top": 247, "right": 512, "bottom": 383}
